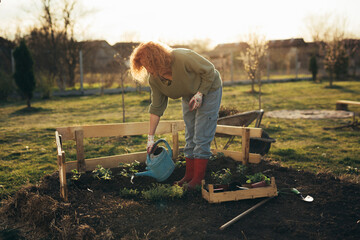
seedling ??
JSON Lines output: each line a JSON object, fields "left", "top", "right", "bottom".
{"left": 209, "top": 152, "right": 225, "bottom": 161}
{"left": 119, "top": 160, "right": 140, "bottom": 177}
{"left": 92, "top": 165, "right": 113, "bottom": 180}
{"left": 236, "top": 164, "right": 247, "bottom": 175}
{"left": 211, "top": 168, "right": 232, "bottom": 185}
{"left": 70, "top": 169, "right": 81, "bottom": 181}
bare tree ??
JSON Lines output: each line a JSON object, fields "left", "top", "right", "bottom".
{"left": 111, "top": 54, "right": 130, "bottom": 123}
{"left": 305, "top": 13, "right": 351, "bottom": 86}
{"left": 242, "top": 33, "right": 268, "bottom": 109}
{"left": 27, "top": 0, "right": 86, "bottom": 93}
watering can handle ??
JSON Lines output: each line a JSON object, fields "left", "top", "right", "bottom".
{"left": 147, "top": 139, "right": 173, "bottom": 159}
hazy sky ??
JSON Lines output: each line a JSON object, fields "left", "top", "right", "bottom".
{"left": 1, "top": 0, "right": 359, "bottom": 46}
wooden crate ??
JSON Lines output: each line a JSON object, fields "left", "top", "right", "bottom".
{"left": 201, "top": 177, "right": 278, "bottom": 203}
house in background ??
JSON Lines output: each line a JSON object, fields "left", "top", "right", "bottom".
{"left": 80, "top": 40, "right": 119, "bottom": 73}
{"left": 112, "top": 42, "right": 140, "bottom": 67}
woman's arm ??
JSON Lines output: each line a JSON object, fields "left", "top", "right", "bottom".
{"left": 149, "top": 113, "right": 160, "bottom": 135}
{"left": 147, "top": 113, "right": 160, "bottom": 153}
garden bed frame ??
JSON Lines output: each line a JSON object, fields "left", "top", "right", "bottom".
{"left": 55, "top": 121, "right": 263, "bottom": 201}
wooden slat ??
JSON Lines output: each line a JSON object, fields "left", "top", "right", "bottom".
{"left": 75, "top": 130, "right": 86, "bottom": 172}
{"left": 55, "top": 131, "right": 62, "bottom": 157}
{"left": 172, "top": 123, "right": 179, "bottom": 160}
{"left": 242, "top": 128, "right": 250, "bottom": 164}
{"left": 65, "top": 152, "right": 148, "bottom": 173}
{"left": 336, "top": 100, "right": 360, "bottom": 105}
{"left": 57, "top": 120, "right": 185, "bottom": 141}
{"left": 216, "top": 125, "right": 262, "bottom": 138}
{"left": 211, "top": 149, "right": 261, "bottom": 164}
{"left": 59, "top": 151, "right": 68, "bottom": 201}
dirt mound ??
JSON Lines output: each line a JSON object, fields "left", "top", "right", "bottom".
{"left": 1, "top": 158, "right": 359, "bottom": 240}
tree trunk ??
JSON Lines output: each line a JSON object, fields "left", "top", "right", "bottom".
{"left": 121, "top": 78, "right": 125, "bottom": 123}
{"left": 251, "top": 79, "right": 255, "bottom": 93}
{"left": 27, "top": 98, "right": 31, "bottom": 108}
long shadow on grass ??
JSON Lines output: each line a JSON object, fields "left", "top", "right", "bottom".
{"left": 272, "top": 148, "right": 312, "bottom": 162}
{"left": 324, "top": 85, "right": 358, "bottom": 94}
{"left": 10, "top": 107, "right": 53, "bottom": 117}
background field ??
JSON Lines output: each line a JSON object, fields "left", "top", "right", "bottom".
{"left": 0, "top": 80, "right": 359, "bottom": 199}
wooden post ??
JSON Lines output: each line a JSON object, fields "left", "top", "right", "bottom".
{"left": 75, "top": 129, "right": 86, "bottom": 172}
{"left": 59, "top": 151, "right": 68, "bottom": 201}
{"left": 172, "top": 123, "right": 179, "bottom": 160}
{"left": 242, "top": 128, "right": 250, "bottom": 164}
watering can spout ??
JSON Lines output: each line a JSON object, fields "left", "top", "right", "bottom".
{"left": 135, "top": 170, "right": 155, "bottom": 178}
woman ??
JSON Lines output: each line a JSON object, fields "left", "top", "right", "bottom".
{"left": 130, "top": 41, "right": 222, "bottom": 188}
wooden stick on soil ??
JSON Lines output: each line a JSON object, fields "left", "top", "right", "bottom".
{"left": 219, "top": 196, "right": 275, "bottom": 230}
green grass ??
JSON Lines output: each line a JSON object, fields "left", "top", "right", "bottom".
{"left": 1, "top": 80, "right": 359, "bottom": 198}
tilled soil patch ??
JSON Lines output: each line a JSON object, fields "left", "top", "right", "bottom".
{"left": 0, "top": 157, "right": 359, "bottom": 240}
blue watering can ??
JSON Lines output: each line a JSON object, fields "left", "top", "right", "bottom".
{"left": 135, "top": 139, "right": 175, "bottom": 182}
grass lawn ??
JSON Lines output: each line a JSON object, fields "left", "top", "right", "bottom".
{"left": 0, "top": 80, "right": 359, "bottom": 198}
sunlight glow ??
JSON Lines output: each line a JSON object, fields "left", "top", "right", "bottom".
{"left": 0, "top": 0, "right": 359, "bottom": 45}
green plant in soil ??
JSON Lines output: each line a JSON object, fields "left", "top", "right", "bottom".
{"left": 119, "top": 160, "right": 140, "bottom": 177}
{"left": 92, "top": 165, "right": 112, "bottom": 180}
{"left": 211, "top": 168, "right": 232, "bottom": 185}
{"left": 246, "top": 172, "right": 270, "bottom": 184}
{"left": 119, "top": 188, "right": 139, "bottom": 198}
{"left": 236, "top": 164, "right": 248, "bottom": 175}
{"left": 70, "top": 169, "right": 81, "bottom": 181}
{"left": 141, "top": 183, "right": 185, "bottom": 201}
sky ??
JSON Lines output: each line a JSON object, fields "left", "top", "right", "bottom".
{"left": 1, "top": 0, "right": 359, "bottom": 47}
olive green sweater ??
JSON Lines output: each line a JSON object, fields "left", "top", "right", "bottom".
{"left": 149, "top": 48, "right": 222, "bottom": 117}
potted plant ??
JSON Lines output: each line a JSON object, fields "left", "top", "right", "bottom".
{"left": 245, "top": 172, "right": 271, "bottom": 188}
{"left": 211, "top": 168, "right": 232, "bottom": 191}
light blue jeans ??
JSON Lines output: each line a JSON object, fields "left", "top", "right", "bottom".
{"left": 182, "top": 87, "right": 222, "bottom": 159}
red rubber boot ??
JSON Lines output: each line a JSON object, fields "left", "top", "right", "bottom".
{"left": 174, "top": 157, "right": 194, "bottom": 186}
{"left": 187, "top": 158, "right": 208, "bottom": 189}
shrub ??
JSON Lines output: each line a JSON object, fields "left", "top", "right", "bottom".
{"left": 0, "top": 70, "right": 14, "bottom": 101}
{"left": 13, "top": 39, "right": 36, "bottom": 108}
{"left": 308, "top": 55, "right": 318, "bottom": 82}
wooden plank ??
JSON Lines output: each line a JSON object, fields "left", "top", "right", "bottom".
{"left": 216, "top": 125, "right": 262, "bottom": 138}
{"left": 242, "top": 128, "right": 250, "bottom": 165}
{"left": 75, "top": 130, "right": 86, "bottom": 172}
{"left": 211, "top": 149, "right": 261, "bottom": 164}
{"left": 55, "top": 131, "right": 62, "bottom": 157}
{"left": 336, "top": 100, "right": 360, "bottom": 106}
{"left": 172, "top": 123, "right": 179, "bottom": 160}
{"left": 65, "top": 152, "right": 148, "bottom": 173}
{"left": 59, "top": 151, "right": 68, "bottom": 201}
{"left": 57, "top": 120, "right": 185, "bottom": 141}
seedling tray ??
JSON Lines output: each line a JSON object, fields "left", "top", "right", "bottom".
{"left": 201, "top": 177, "right": 278, "bottom": 203}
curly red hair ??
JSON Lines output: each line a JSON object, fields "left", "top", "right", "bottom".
{"left": 130, "top": 41, "right": 173, "bottom": 82}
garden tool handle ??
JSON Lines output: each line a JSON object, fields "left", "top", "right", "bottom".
{"left": 148, "top": 139, "right": 173, "bottom": 161}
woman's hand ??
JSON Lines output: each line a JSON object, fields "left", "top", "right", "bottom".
{"left": 189, "top": 92, "right": 203, "bottom": 111}
{"left": 147, "top": 135, "right": 155, "bottom": 154}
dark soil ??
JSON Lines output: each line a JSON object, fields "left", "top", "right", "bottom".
{"left": 0, "top": 155, "right": 359, "bottom": 240}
